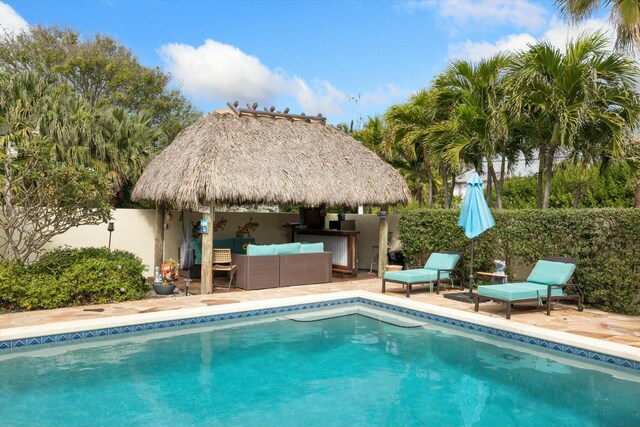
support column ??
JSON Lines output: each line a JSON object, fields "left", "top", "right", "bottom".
{"left": 154, "top": 204, "right": 165, "bottom": 271}
{"left": 377, "top": 206, "right": 388, "bottom": 278}
{"left": 200, "top": 202, "right": 215, "bottom": 294}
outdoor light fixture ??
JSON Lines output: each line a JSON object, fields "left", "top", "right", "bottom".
{"left": 107, "top": 222, "right": 115, "bottom": 251}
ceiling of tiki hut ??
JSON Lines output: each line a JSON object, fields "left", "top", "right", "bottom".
{"left": 132, "top": 109, "right": 411, "bottom": 208}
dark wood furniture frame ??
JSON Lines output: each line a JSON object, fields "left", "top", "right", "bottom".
{"left": 474, "top": 256, "right": 584, "bottom": 319}
{"left": 382, "top": 251, "right": 464, "bottom": 297}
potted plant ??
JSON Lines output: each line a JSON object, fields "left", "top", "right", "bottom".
{"left": 152, "top": 258, "right": 179, "bottom": 295}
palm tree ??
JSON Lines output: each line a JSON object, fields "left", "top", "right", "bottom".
{"left": 556, "top": 0, "right": 640, "bottom": 51}
{"left": 384, "top": 90, "right": 439, "bottom": 208}
{"left": 430, "top": 54, "right": 517, "bottom": 209}
{"left": 1, "top": 70, "right": 158, "bottom": 198}
{"left": 507, "top": 32, "right": 640, "bottom": 208}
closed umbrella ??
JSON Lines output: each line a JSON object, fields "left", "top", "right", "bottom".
{"left": 458, "top": 171, "right": 494, "bottom": 298}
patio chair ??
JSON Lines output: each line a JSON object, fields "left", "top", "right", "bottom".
{"left": 474, "top": 256, "right": 584, "bottom": 319}
{"left": 212, "top": 248, "right": 237, "bottom": 290}
{"left": 382, "top": 251, "right": 463, "bottom": 297}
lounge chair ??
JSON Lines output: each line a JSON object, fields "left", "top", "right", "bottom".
{"left": 474, "top": 256, "right": 584, "bottom": 319}
{"left": 382, "top": 251, "right": 463, "bottom": 297}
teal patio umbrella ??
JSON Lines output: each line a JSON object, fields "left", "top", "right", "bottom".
{"left": 458, "top": 171, "right": 495, "bottom": 298}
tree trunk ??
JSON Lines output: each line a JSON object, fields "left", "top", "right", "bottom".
{"left": 491, "top": 167, "right": 502, "bottom": 209}
{"left": 416, "top": 185, "right": 423, "bottom": 208}
{"left": 444, "top": 167, "right": 451, "bottom": 208}
{"left": 486, "top": 164, "right": 493, "bottom": 205}
{"left": 573, "top": 181, "right": 582, "bottom": 209}
{"left": 537, "top": 148, "right": 545, "bottom": 209}
{"left": 573, "top": 164, "right": 586, "bottom": 209}
{"left": 543, "top": 123, "right": 561, "bottom": 210}
{"left": 495, "top": 154, "right": 507, "bottom": 209}
{"left": 635, "top": 179, "right": 640, "bottom": 208}
{"left": 450, "top": 174, "right": 456, "bottom": 209}
{"left": 427, "top": 174, "right": 433, "bottom": 208}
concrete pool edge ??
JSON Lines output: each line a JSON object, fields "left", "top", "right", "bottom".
{"left": 1, "top": 290, "right": 639, "bottom": 371}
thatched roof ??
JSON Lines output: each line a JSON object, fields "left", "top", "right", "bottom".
{"left": 132, "top": 111, "right": 410, "bottom": 208}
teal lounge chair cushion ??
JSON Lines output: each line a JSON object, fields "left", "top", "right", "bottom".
{"left": 477, "top": 282, "right": 565, "bottom": 301}
{"left": 300, "top": 242, "right": 324, "bottom": 253}
{"left": 527, "top": 260, "right": 575, "bottom": 285}
{"left": 384, "top": 268, "right": 450, "bottom": 284}
{"left": 246, "top": 244, "right": 277, "bottom": 256}
{"left": 424, "top": 252, "right": 460, "bottom": 271}
{"left": 275, "top": 242, "right": 301, "bottom": 255}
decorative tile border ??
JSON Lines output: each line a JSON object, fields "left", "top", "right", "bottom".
{"left": 0, "top": 298, "right": 358, "bottom": 351}
{"left": 1, "top": 295, "right": 638, "bottom": 373}
{"left": 357, "top": 297, "right": 640, "bottom": 373}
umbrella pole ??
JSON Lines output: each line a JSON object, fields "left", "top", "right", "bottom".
{"left": 468, "top": 238, "right": 475, "bottom": 297}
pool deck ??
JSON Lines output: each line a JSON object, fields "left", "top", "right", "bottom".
{"left": 1, "top": 273, "right": 639, "bottom": 350}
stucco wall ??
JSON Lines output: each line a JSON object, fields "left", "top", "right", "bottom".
{"left": 44, "top": 209, "right": 400, "bottom": 276}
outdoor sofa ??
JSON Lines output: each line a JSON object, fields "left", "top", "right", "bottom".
{"left": 188, "top": 237, "right": 256, "bottom": 279}
{"left": 474, "top": 256, "right": 584, "bottom": 319}
{"left": 382, "top": 251, "right": 463, "bottom": 297}
{"left": 232, "top": 242, "right": 332, "bottom": 290}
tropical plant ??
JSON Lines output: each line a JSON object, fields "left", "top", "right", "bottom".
{"left": 430, "top": 54, "right": 523, "bottom": 209}
{"left": 384, "top": 90, "right": 441, "bottom": 208}
{"left": 556, "top": 0, "right": 640, "bottom": 51}
{"left": 0, "top": 70, "right": 161, "bottom": 262}
{"left": 0, "top": 25, "right": 201, "bottom": 144}
{"left": 507, "top": 32, "right": 640, "bottom": 208}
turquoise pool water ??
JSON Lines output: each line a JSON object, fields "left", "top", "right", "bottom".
{"left": 1, "top": 312, "right": 639, "bottom": 427}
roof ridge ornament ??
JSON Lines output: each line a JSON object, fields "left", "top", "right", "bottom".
{"left": 227, "top": 101, "right": 327, "bottom": 124}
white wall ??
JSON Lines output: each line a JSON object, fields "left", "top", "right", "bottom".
{"left": 44, "top": 209, "right": 400, "bottom": 275}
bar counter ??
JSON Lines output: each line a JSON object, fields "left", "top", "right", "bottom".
{"left": 293, "top": 229, "right": 359, "bottom": 276}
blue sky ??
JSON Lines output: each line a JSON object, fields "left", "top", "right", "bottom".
{"left": 1, "top": 0, "right": 611, "bottom": 126}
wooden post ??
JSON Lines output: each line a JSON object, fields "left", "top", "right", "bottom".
{"left": 377, "top": 205, "right": 388, "bottom": 278}
{"left": 154, "top": 204, "right": 165, "bottom": 272}
{"left": 200, "top": 202, "right": 215, "bottom": 294}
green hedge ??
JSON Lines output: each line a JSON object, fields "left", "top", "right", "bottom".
{"left": 399, "top": 208, "right": 640, "bottom": 315}
{"left": 0, "top": 247, "right": 149, "bottom": 311}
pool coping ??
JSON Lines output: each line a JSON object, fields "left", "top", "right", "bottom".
{"left": 1, "top": 290, "right": 639, "bottom": 372}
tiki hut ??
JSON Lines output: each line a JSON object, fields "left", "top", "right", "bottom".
{"left": 133, "top": 108, "right": 410, "bottom": 292}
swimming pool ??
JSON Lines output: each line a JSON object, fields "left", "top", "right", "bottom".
{"left": 1, "top": 299, "right": 639, "bottom": 427}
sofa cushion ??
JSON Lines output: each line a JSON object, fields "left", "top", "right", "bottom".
{"left": 191, "top": 238, "right": 202, "bottom": 264}
{"left": 299, "top": 242, "right": 324, "bottom": 253}
{"left": 233, "top": 238, "right": 256, "bottom": 254}
{"left": 275, "top": 242, "right": 301, "bottom": 255}
{"left": 384, "top": 268, "right": 450, "bottom": 284}
{"left": 246, "top": 244, "right": 277, "bottom": 256}
{"left": 213, "top": 238, "right": 234, "bottom": 251}
{"left": 527, "top": 260, "right": 575, "bottom": 285}
{"left": 477, "top": 282, "right": 565, "bottom": 301}
{"left": 424, "top": 252, "right": 460, "bottom": 271}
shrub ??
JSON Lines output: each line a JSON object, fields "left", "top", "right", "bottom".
{"left": 0, "top": 247, "right": 148, "bottom": 311}
{"left": 399, "top": 208, "right": 640, "bottom": 315}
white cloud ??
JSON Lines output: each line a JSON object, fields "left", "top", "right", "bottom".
{"left": 448, "top": 16, "right": 615, "bottom": 61}
{"left": 359, "top": 84, "right": 412, "bottom": 106}
{"left": 160, "top": 39, "right": 349, "bottom": 115}
{"left": 0, "top": 1, "right": 29, "bottom": 37}
{"left": 159, "top": 40, "right": 286, "bottom": 103}
{"left": 160, "top": 38, "right": 410, "bottom": 117}
{"left": 398, "top": 0, "right": 547, "bottom": 31}
{"left": 449, "top": 33, "right": 536, "bottom": 62}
